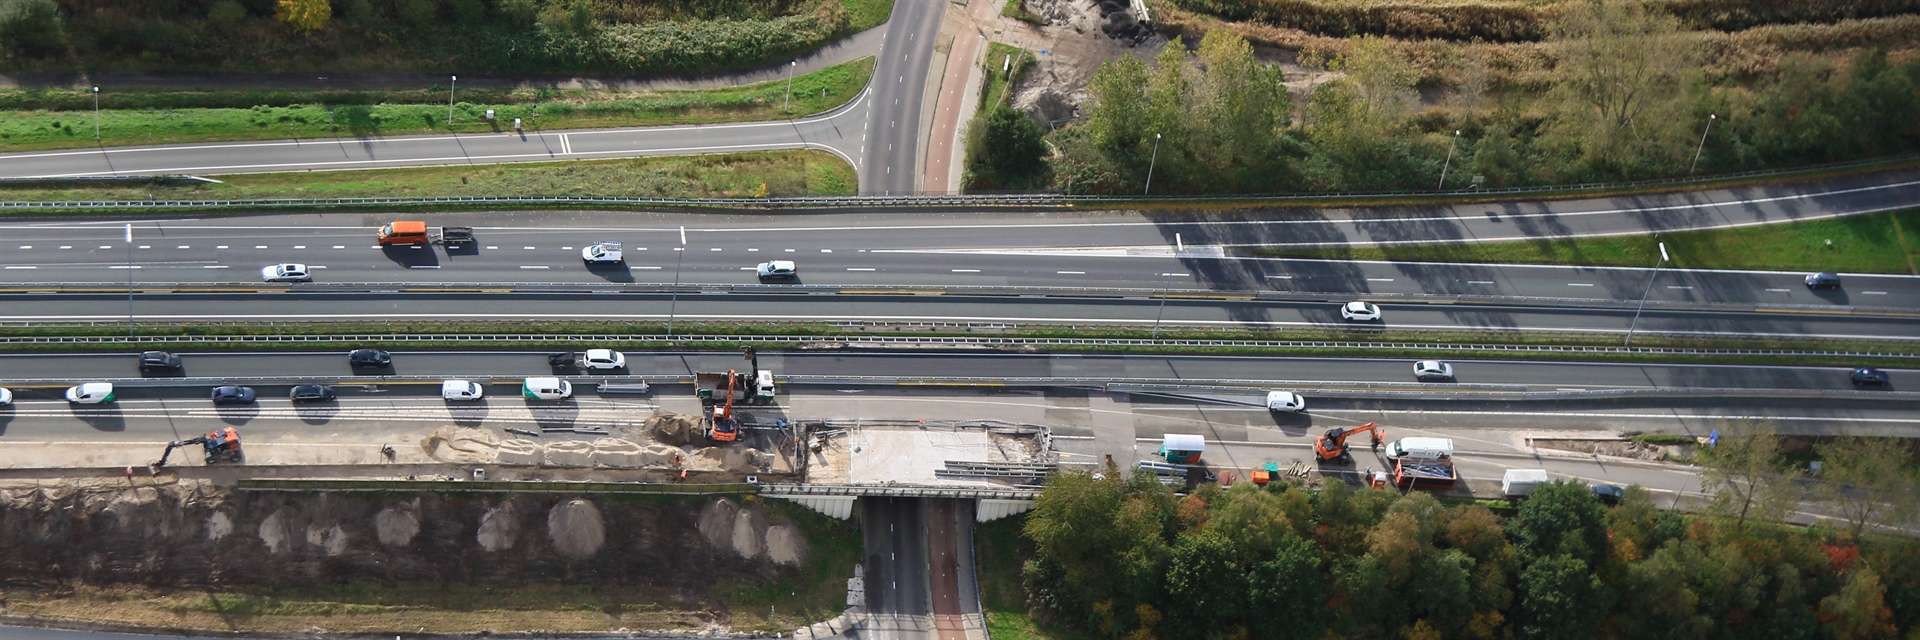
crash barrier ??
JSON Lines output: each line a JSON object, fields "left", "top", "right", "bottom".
{"left": 1, "top": 152, "right": 1914, "bottom": 210}
{"left": 237, "top": 478, "right": 757, "bottom": 494}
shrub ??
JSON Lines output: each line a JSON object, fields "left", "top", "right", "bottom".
{"left": 0, "top": 0, "right": 64, "bottom": 56}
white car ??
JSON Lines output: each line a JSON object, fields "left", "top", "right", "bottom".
{"left": 0, "top": 387, "right": 12, "bottom": 406}
{"left": 581, "top": 242, "right": 624, "bottom": 264}
{"left": 523, "top": 377, "right": 573, "bottom": 401}
{"left": 582, "top": 349, "right": 626, "bottom": 371}
{"left": 261, "top": 263, "right": 312, "bottom": 283}
{"left": 756, "top": 260, "right": 798, "bottom": 280}
{"left": 1340, "top": 301, "right": 1381, "bottom": 321}
{"left": 1414, "top": 360, "right": 1455, "bottom": 382}
{"left": 441, "top": 380, "right": 485, "bottom": 401}
{"left": 1264, "top": 390, "right": 1305, "bottom": 412}
{"left": 65, "top": 382, "right": 115, "bottom": 404}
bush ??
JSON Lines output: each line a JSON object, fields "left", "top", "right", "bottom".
{"left": 964, "top": 106, "right": 1050, "bottom": 191}
{"left": 0, "top": 0, "right": 64, "bottom": 56}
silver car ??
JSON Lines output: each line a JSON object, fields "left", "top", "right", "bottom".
{"left": 260, "top": 263, "right": 311, "bottom": 282}
{"left": 1414, "top": 360, "right": 1455, "bottom": 382}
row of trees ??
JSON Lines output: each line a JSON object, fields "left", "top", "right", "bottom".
{"left": 1004, "top": 0, "right": 1920, "bottom": 195}
{"left": 1020, "top": 427, "right": 1919, "bottom": 640}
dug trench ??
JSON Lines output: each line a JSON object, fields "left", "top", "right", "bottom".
{"left": 0, "top": 479, "right": 855, "bottom": 635}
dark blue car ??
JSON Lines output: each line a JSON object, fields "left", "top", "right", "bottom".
{"left": 211, "top": 386, "right": 256, "bottom": 405}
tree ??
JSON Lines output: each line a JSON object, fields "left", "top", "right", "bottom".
{"left": 1821, "top": 568, "right": 1899, "bottom": 640}
{"left": 1700, "top": 419, "right": 1800, "bottom": 529}
{"left": 1544, "top": 0, "right": 1697, "bottom": 173}
{"left": 1192, "top": 29, "right": 1290, "bottom": 185}
{"left": 1515, "top": 554, "right": 1606, "bottom": 640}
{"left": 1302, "top": 36, "right": 1428, "bottom": 191}
{"left": 1208, "top": 482, "right": 1305, "bottom": 563}
{"left": 398, "top": 0, "right": 437, "bottom": 30}
{"left": 1247, "top": 535, "right": 1325, "bottom": 640}
{"left": 1085, "top": 54, "right": 1151, "bottom": 159}
{"left": 0, "top": 0, "right": 63, "bottom": 57}
{"left": 275, "top": 0, "right": 331, "bottom": 34}
{"left": 1164, "top": 530, "right": 1246, "bottom": 638}
{"left": 1509, "top": 480, "right": 1609, "bottom": 564}
{"left": 207, "top": 0, "right": 247, "bottom": 30}
{"left": 963, "top": 106, "right": 1049, "bottom": 191}
{"left": 1816, "top": 437, "right": 1920, "bottom": 542}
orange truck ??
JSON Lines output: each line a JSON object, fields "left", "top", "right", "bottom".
{"left": 377, "top": 221, "right": 430, "bottom": 246}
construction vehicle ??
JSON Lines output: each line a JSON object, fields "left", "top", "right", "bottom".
{"left": 704, "top": 369, "right": 742, "bottom": 443}
{"left": 1314, "top": 422, "right": 1384, "bottom": 462}
{"left": 695, "top": 347, "right": 775, "bottom": 404}
{"left": 1389, "top": 455, "right": 1458, "bottom": 490}
{"left": 155, "top": 427, "right": 243, "bottom": 468}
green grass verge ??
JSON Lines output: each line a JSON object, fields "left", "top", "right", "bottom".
{"left": 0, "top": 150, "right": 856, "bottom": 201}
{"left": 1251, "top": 208, "right": 1920, "bottom": 275}
{"left": 845, "top": 0, "right": 895, "bottom": 32}
{"left": 981, "top": 43, "right": 1037, "bottom": 109}
{"left": 0, "top": 57, "right": 874, "bottom": 153}
{"left": 1002, "top": 0, "right": 1048, "bottom": 25}
{"left": 722, "top": 497, "right": 864, "bottom": 632}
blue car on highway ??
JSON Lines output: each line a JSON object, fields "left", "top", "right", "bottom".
{"left": 211, "top": 386, "right": 257, "bottom": 405}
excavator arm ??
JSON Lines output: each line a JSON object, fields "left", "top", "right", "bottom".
{"left": 154, "top": 436, "right": 210, "bottom": 468}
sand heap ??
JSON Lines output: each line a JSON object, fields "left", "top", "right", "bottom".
{"left": 687, "top": 446, "right": 772, "bottom": 473}
{"left": 645, "top": 412, "right": 703, "bottom": 446}
{"left": 421, "top": 426, "right": 499, "bottom": 463}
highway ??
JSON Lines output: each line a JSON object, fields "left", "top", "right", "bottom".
{"left": 859, "top": 0, "right": 945, "bottom": 194}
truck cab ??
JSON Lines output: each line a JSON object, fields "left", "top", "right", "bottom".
{"left": 378, "top": 221, "right": 430, "bottom": 246}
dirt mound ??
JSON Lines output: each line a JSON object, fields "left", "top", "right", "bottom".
{"left": 544, "top": 440, "right": 595, "bottom": 467}
{"left": 641, "top": 443, "right": 681, "bottom": 467}
{"left": 592, "top": 438, "right": 644, "bottom": 468}
{"left": 731, "top": 507, "right": 767, "bottom": 559}
{"left": 477, "top": 502, "right": 518, "bottom": 552}
{"left": 698, "top": 498, "right": 741, "bottom": 549}
{"left": 645, "top": 412, "right": 703, "bottom": 446}
{"left": 421, "top": 426, "right": 499, "bottom": 463}
{"left": 375, "top": 506, "right": 419, "bottom": 547}
{"left": 547, "top": 499, "right": 606, "bottom": 559}
{"left": 306, "top": 524, "right": 349, "bottom": 556}
{"left": 689, "top": 446, "right": 770, "bottom": 472}
{"left": 206, "top": 511, "right": 233, "bottom": 541}
{"left": 258, "top": 509, "right": 292, "bottom": 555}
{"left": 497, "top": 439, "right": 542, "bottom": 466}
{"left": 766, "top": 524, "right": 806, "bottom": 566}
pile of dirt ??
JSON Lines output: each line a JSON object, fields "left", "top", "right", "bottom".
{"left": 1534, "top": 438, "right": 1687, "bottom": 461}
{"left": 545, "top": 440, "right": 596, "bottom": 467}
{"left": 688, "top": 446, "right": 772, "bottom": 472}
{"left": 0, "top": 480, "right": 805, "bottom": 591}
{"left": 1096, "top": 0, "right": 1153, "bottom": 43}
{"left": 498, "top": 438, "right": 542, "bottom": 465}
{"left": 421, "top": 426, "right": 499, "bottom": 463}
{"left": 646, "top": 412, "right": 703, "bottom": 446}
{"left": 696, "top": 499, "right": 808, "bottom": 566}
{"left": 593, "top": 438, "right": 644, "bottom": 467}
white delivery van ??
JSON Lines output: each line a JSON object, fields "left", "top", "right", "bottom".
{"left": 522, "top": 377, "right": 573, "bottom": 401}
{"left": 1385, "top": 437, "right": 1454, "bottom": 463}
{"left": 1265, "top": 390, "right": 1306, "bottom": 412}
{"left": 65, "top": 382, "right": 115, "bottom": 404}
{"left": 441, "top": 380, "right": 485, "bottom": 401}
{"left": 1502, "top": 469, "right": 1551, "bottom": 498}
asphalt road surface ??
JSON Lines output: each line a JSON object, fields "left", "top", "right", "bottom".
{"left": 859, "top": 0, "right": 945, "bottom": 195}
{"left": 862, "top": 496, "right": 936, "bottom": 640}
{"left": 3, "top": 174, "right": 1918, "bottom": 306}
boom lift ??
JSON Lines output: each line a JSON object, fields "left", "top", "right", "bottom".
{"left": 1314, "top": 422, "right": 1384, "bottom": 462}
{"left": 155, "top": 427, "right": 244, "bottom": 468}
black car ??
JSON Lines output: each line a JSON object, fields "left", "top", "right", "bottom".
{"left": 1591, "top": 484, "right": 1626, "bottom": 506}
{"left": 1851, "top": 367, "right": 1891, "bottom": 386}
{"left": 137, "top": 350, "right": 183, "bottom": 372}
{"left": 348, "top": 349, "right": 392, "bottom": 368}
{"left": 1805, "top": 272, "right": 1842, "bottom": 289}
{"left": 289, "top": 384, "right": 335, "bottom": 402}
{"left": 211, "top": 385, "right": 256, "bottom": 405}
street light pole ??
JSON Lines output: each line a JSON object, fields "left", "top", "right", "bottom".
{"left": 93, "top": 86, "right": 100, "bottom": 140}
{"left": 1625, "top": 241, "right": 1669, "bottom": 347}
{"left": 1438, "top": 130, "right": 1460, "bottom": 189}
{"left": 1689, "top": 114, "right": 1716, "bottom": 174}
{"left": 125, "top": 224, "right": 134, "bottom": 337}
{"left": 1152, "top": 233, "right": 1182, "bottom": 339}
{"left": 1144, "top": 133, "right": 1162, "bottom": 195}
{"left": 447, "top": 75, "right": 457, "bottom": 126}
{"left": 785, "top": 61, "right": 796, "bottom": 112}
{"left": 668, "top": 225, "right": 686, "bottom": 338}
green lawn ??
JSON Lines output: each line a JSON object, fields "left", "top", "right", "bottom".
{"left": 1002, "top": 0, "right": 1048, "bottom": 25}
{"left": 845, "top": 0, "right": 895, "bottom": 32}
{"left": 980, "top": 43, "right": 1038, "bottom": 109}
{"left": 0, "top": 150, "right": 856, "bottom": 201}
{"left": 0, "top": 57, "right": 874, "bottom": 153}
{"left": 1252, "top": 208, "right": 1920, "bottom": 274}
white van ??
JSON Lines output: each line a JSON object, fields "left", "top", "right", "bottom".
{"left": 1502, "top": 469, "right": 1551, "bottom": 498}
{"left": 1385, "top": 437, "right": 1453, "bottom": 462}
{"left": 65, "top": 382, "right": 115, "bottom": 404}
{"left": 1264, "top": 390, "right": 1306, "bottom": 412}
{"left": 441, "top": 380, "right": 485, "bottom": 401}
{"left": 522, "top": 377, "right": 573, "bottom": 401}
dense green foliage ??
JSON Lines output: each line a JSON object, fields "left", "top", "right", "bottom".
{"left": 1021, "top": 467, "right": 1920, "bottom": 640}
{"left": 1054, "top": 0, "right": 1920, "bottom": 195}
{"left": 2, "top": 0, "right": 884, "bottom": 74}
{"left": 1166, "top": 0, "right": 1920, "bottom": 42}
{"left": 964, "top": 106, "right": 1050, "bottom": 190}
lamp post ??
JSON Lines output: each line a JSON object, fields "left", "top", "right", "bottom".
{"left": 1144, "top": 133, "right": 1162, "bottom": 195}
{"left": 92, "top": 86, "right": 100, "bottom": 140}
{"left": 1625, "top": 241, "right": 1669, "bottom": 347}
{"left": 1152, "top": 233, "right": 1182, "bottom": 339}
{"left": 1438, "top": 130, "right": 1460, "bottom": 189}
{"left": 125, "top": 224, "right": 134, "bottom": 337}
{"left": 785, "top": 60, "right": 796, "bottom": 112}
{"left": 447, "top": 75, "right": 457, "bottom": 126}
{"left": 1689, "top": 114, "right": 1716, "bottom": 174}
{"left": 668, "top": 225, "right": 686, "bottom": 338}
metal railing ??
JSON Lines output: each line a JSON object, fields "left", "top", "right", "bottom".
{"left": 1, "top": 153, "right": 1914, "bottom": 210}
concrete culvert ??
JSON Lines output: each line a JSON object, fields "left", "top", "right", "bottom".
{"left": 547, "top": 499, "right": 605, "bottom": 559}
{"left": 375, "top": 506, "right": 419, "bottom": 547}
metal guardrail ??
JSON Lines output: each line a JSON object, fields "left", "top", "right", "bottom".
{"left": 1, "top": 153, "right": 1914, "bottom": 210}
{"left": 237, "top": 479, "right": 758, "bottom": 494}
{"left": 759, "top": 483, "right": 1038, "bottom": 499}
{"left": 0, "top": 331, "right": 1915, "bottom": 359}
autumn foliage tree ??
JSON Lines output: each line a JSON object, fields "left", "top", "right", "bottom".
{"left": 275, "top": 0, "right": 331, "bottom": 33}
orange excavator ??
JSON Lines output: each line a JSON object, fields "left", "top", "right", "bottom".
{"left": 706, "top": 369, "right": 741, "bottom": 443}
{"left": 155, "top": 427, "right": 243, "bottom": 468}
{"left": 1314, "top": 422, "right": 1383, "bottom": 462}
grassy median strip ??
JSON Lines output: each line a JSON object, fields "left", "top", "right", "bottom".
{"left": 0, "top": 150, "right": 855, "bottom": 200}
{"left": 0, "top": 57, "right": 874, "bottom": 153}
{"left": 1251, "top": 207, "right": 1920, "bottom": 275}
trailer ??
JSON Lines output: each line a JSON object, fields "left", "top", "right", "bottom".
{"left": 1392, "top": 458, "right": 1458, "bottom": 490}
{"left": 432, "top": 226, "right": 475, "bottom": 247}
{"left": 1502, "top": 469, "right": 1551, "bottom": 498}
{"left": 1157, "top": 434, "right": 1206, "bottom": 464}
